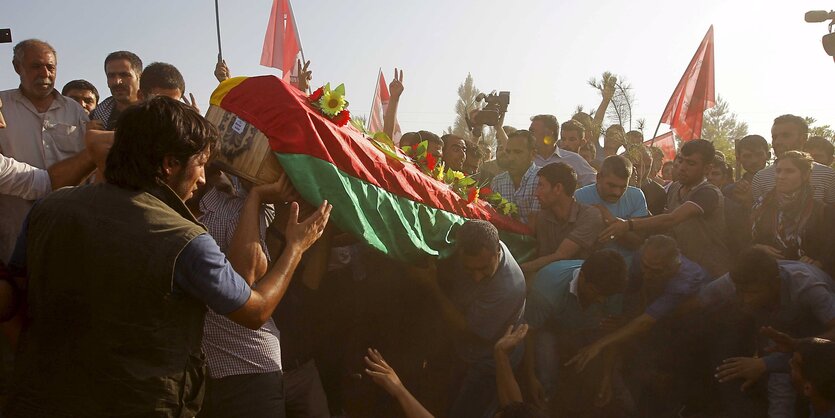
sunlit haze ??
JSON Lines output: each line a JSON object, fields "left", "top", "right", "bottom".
{"left": 2, "top": 0, "right": 832, "bottom": 143}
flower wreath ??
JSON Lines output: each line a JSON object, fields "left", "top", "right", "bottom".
{"left": 309, "top": 83, "right": 351, "bottom": 126}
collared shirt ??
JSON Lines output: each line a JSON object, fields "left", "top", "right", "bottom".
{"left": 0, "top": 88, "right": 87, "bottom": 264}
{"left": 525, "top": 260, "right": 621, "bottom": 333}
{"left": 534, "top": 201, "right": 604, "bottom": 259}
{"left": 534, "top": 146, "right": 597, "bottom": 187}
{"left": 490, "top": 163, "right": 541, "bottom": 223}
{"left": 752, "top": 162, "right": 835, "bottom": 204}
{"left": 199, "top": 184, "right": 283, "bottom": 378}
{"left": 0, "top": 154, "right": 51, "bottom": 200}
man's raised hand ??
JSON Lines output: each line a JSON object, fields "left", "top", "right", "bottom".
{"left": 390, "top": 68, "right": 404, "bottom": 99}
{"left": 285, "top": 200, "right": 332, "bottom": 253}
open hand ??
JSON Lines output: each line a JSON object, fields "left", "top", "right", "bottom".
{"left": 761, "top": 326, "right": 798, "bottom": 353}
{"left": 715, "top": 357, "right": 765, "bottom": 391}
{"left": 285, "top": 200, "right": 332, "bottom": 253}
{"left": 364, "top": 348, "right": 405, "bottom": 397}
{"left": 495, "top": 324, "right": 528, "bottom": 355}
{"left": 296, "top": 59, "right": 312, "bottom": 92}
{"left": 598, "top": 218, "right": 628, "bottom": 243}
{"left": 566, "top": 341, "right": 604, "bottom": 372}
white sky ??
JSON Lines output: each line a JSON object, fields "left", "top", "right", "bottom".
{"left": 2, "top": 0, "right": 833, "bottom": 143}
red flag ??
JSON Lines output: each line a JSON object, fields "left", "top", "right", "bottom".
{"left": 260, "top": 0, "right": 302, "bottom": 83}
{"left": 660, "top": 25, "right": 715, "bottom": 142}
{"left": 367, "top": 69, "right": 402, "bottom": 143}
{"left": 644, "top": 131, "right": 676, "bottom": 162}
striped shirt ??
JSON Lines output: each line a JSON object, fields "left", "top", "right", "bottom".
{"left": 751, "top": 162, "right": 835, "bottom": 204}
{"left": 491, "top": 163, "right": 541, "bottom": 223}
{"left": 199, "top": 184, "right": 281, "bottom": 378}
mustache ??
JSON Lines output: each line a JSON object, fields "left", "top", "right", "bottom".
{"left": 35, "top": 78, "right": 52, "bottom": 85}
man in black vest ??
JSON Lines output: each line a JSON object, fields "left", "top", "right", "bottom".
{"left": 5, "top": 97, "right": 331, "bottom": 418}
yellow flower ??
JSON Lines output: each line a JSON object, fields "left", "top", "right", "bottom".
{"left": 319, "top": 90, "right": 346, "bottom": 116}
{"left": 451, "top": 171, "right": 465, "bottom": 181}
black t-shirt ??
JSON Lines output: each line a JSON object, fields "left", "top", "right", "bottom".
{"left": 641, "top": 180, "right": 667, "bottom": 216}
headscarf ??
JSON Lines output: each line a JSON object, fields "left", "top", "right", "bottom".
{"left": 751, "top": 183, "right": 815, "bottom": 258}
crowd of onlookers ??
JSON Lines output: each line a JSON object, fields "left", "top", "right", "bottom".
{"left": 1, "top": 37, "right": 835, "bottom": 418}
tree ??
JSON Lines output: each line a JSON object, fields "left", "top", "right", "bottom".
{"left": 446, "top": 73, "right": 496, "bottom": 151}
{"left": 804, "top": 116, "right": 834, "bottom": 141}
{"left": 701, "top": 95, "right": 749, "bottom": 167}
{"left": 588, "top": 72, "right": 637, "bottom": 131}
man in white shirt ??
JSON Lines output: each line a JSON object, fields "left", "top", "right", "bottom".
{"left": 529, "top": 114, "right": 597, "bottom": 187}
{"left": 0, "top": 39, "right": 94, "bottom": 264}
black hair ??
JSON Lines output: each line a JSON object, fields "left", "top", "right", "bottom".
{"left": 797, "top": 339, "right": 835, "bottom": 402}
{"left": 62, "top": 79, "right": 99, "bottom": 102}
{"left": 507, "top": 129, "right": 536, "bottom": 150}
{"left": 804, "top": 136, "right": 835, "bottom": 159}
{"left": 679, "top": 139, "right": 715, "bottom": 165}
{"left": 139, "top": 62, "right": 186, "bottom": 96}
{"left": 561, "top": 119, "right": 586, "bottom": 137}
{"left": 537, "top": 162, "right": 577, "bottom": 196}
{"left": 104, "top": 50, "right": 143, "bottom": 75}
{"left": 641, "top": 235, "right": 680, "bottom": 263}
{"left": 729, "top": 247, "right": 780, "bottom": 287}
{"left": 455, "top": 220, "right": 500, "bottom": 256}
{"left": 105, "top": 96, "right": 218, "bottom": 190}
{"left": 736, "top": 134, "right": 769, "bottom": 154}
{"left": 581, "top": 249, "right": 628, "bottom": 295}
{"left": 599, "top": 155, "right": 633, "bottom": 180}
{"left": 774, "top": 114, "right": 809, "bottom": 137}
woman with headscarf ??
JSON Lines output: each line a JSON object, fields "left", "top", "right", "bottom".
{"left": 751, "top": 151, "right": 834, "bottom": 270}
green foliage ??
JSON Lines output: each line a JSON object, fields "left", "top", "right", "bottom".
{"left": 804, "top": 117, "right": 834, "bottom": 141}
{"left": 701, "top": 95, "right": 749, "bottom": 167}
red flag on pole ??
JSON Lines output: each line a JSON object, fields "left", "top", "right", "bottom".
{"left": 367, "top": 69, "right": 402, "bottom": 143}
{"left": 260, "top": 0, "right": 302, "bottom": 83}
{"left": 644, "top": 131, "right": 677, "bottom": 162}
{"left": 660, "top": 25, "right": 715, "bottom": 142}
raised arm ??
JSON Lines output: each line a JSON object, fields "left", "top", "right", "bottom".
{"left": 384, "top": 68, "right": 403, "bottom": 140}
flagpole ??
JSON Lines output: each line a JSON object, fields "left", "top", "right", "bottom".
{"left": 368, "top": 68, "right": 381, "bottom": 132}
{"left": 286, "top": 0, "right": 310, "bottom": 93}
{"left": 650, "top": 119, "right": 663, "bottom": 146}
{"left": 214, "top": 0, "right": 223, "bottom": 61}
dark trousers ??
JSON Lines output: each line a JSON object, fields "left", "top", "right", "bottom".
{"left": 283, "top": 360, "right": 330, "bottom": 418}
{"left": 198, "top": 371, "right": 285, "bottom": 418}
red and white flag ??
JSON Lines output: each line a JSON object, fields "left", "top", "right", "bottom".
{"left": 260, "top": 0, "right": 302, "bottom": 83}
{"left": 367, "top": 69, "right": 402, "bottom": 143}
{"left": 660, "top": 25, "right": 715, "bottom": 142}
{"left": 643, "top": 131, "right": 676, "bottom": 162}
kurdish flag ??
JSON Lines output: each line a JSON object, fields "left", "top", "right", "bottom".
{"left": 209, "top": 76, "right": 535, "bottom": 262}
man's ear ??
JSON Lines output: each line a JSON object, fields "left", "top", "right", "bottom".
{"left": 161, "top": 155, "right": 181, "bottom": 178}
{"left": 12, "top": 59, "right": 21, "bottom": 76}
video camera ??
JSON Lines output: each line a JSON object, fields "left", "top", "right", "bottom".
{"left": 805, "top": 11, "right": 835, "bottom": 57}
{"left": 469, "top": 91, "right": 509, "bottom": 128}
{"left": 0, "top": 29, "right": 11, "bottom": 44}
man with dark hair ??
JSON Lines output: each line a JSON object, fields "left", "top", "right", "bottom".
{"left": 413, "top": 219, "right": 526, "bottom": 418}
{"left": 700, "top": 248, "right": 835, "bottom": 417}
{"left": 625, "top": 130, "right": 643, "bottom": 145}
{"left": 139, "top": 62, "right": 186, "bottom": 100}
{"left": 523, "top": 250, "right": 629, "bottom": 412}
{"left": 5, "top": 97, "right": 332, "bottom": 417}
{"left": 0, "top": 39, "right": 94, "bottom": 265}
{"left": 601, "top": 139, "right": 729, "bottom": 278}
{"left": 752, "top": 115, "right": 835, "bottom": 203}
{"left": 793, "top": 340, "right": 835, "bottom": 417}
{"left": 707, "top": 156, "right": 733, "bottom": 189}
{"left": 491, "top": 130, "right": 540, "bottom": 223}
{"left": 568, "top": 236, "right": 711, "bottom": 414}
{"left": 804, "top": 136, "right": 835, "bottom": 167}
{"left": 62, "top": 79, "right": 99, "bottom": 116}
{"left": 530, "top": 114, "right": 597, "bottom": 187}
{"left": 520, "top": 163, "right": 604, "bottom": 276}
{"left": 463, "top": 140, "right": 485, "bottom": 175}
{"left": 576, "top": 155, "right": 648, "bottom": 259}
{"left": 90, "top": 50, "right": 143, "bottom": 130}
{"left": 558, "top": 119, "right": 586, "bottom": 154}
{"left": 400, "top": 130, "right": 443, "bottom": 159}
{"left": 625, "top": 146, "right": 666, "bottom": 216}
{"left": 441, "top": 134, "right": 467, "bottom": 171}
{"left": 723, "top": 134, "right": 771, "bottom": 255}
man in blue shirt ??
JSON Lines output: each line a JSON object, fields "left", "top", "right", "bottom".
{"left": 523, "top": 249, "right": 629, "bottom": 413}
{"left": 575, "top": 155, "right": 649, "bottom": 260}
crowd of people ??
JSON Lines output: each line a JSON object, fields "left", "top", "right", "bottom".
{"left": 0, "top": 37, "right": 835, "bottom": 418}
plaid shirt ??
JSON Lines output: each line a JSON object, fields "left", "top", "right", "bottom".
{"left": 199, "top": 184, "right": 281, "bottom": 378}
{"left": 491, "top": 163, "right": 541, "bottom": 223}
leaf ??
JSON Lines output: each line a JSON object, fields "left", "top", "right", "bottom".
{"left": 322, "top": 82, "right": 331, "bottom": 93}
{"left": 415, "top": 141, "right": 428, "bottom": 157}
{"left": 350, "top": 118, "right": 368, "bottom": 134}
{"left": 373, "top": 132, "right": 395, "bottom": 149}
{"left": 334, "top": 83, "right": 346, "bottom": 97}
